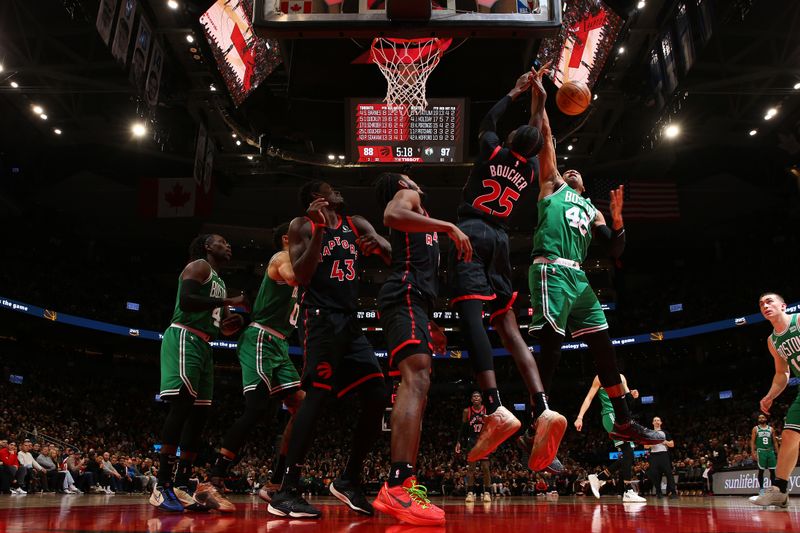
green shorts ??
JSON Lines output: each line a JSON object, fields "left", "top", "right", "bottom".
{"left": 528, "top": 262, "right": 608, "bottom": 337}
{"left": 757, "top": 449, "right": 777, "bottom": 470}
{"left": 238, "top": 325, "right": 301, "bottom": 396}
{"left": 601, "top": 411, "right": 632, "bottom": 449}
{"left": 785, "top": 395, "right": 800, "bottom": 433}
{"left": 160, "top": 325, "right": 214, "bottom": 405}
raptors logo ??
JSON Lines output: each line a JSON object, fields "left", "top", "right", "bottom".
{"left": 316, "top": 362, "right": 333, "bottom": 380}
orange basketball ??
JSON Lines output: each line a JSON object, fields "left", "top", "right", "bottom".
{"left": 556, "top": 80, "right": 592, "bottom": 116}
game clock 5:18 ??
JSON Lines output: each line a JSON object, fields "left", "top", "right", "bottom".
{"left": 395, "top": 146, "right": 414, "bottom": 158}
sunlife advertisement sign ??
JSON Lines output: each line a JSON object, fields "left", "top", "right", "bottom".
{"left": 713, "top": 468, "right": 800, "bottom": 495}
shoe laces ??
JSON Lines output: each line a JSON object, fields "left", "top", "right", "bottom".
{"left": 404, "top": 480, "right": 432, "bottom": 509}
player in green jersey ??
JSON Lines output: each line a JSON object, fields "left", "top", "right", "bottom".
{"left": 751, "top": 292, "right": 798, "bottom": 508}
{"left": 208, "top": 223, "right": 306, "bottom": 509}
{"left": 151, "top": 234, "right": 245, "bottom": 513}
{"left": 528, "top": 109, "right": 664, "bottom": 447}
{"left": 751, "top": 413, "right": 780, "bottom": 496}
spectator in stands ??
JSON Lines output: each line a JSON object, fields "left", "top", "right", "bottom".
{"left": 707, "top": 438, "right": 727, "bottom": 495}
{"left": 66, "top": 451, "right": 95, "bottom": 493}
{"left": 1, "top": 442, "right": 27, "bottom": 494}
{"left": 101, "top": 452, "right": 123, "bottom": 493}
{"left": 140, "top": 458, "right": 157, "bottom": 493}
{"left": 18, "top": 440, "right": 48, "bottom": 492}
{"left": 36, "top": 445, "right": 61, "bottom": 492}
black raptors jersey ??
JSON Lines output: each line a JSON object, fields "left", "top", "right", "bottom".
{"left": 468, "top": 405, "right": 486, "bottom": 443}
{"left": 457, "top": 134, "right": 540, "bottom": 228}
{"left": 379, "top": 208, "right": 440, "bottom": 304}
{"left": 300, "top": 215, "right": 360, "bottom": 313}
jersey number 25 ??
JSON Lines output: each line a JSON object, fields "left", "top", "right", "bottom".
{"left": 472, "top": 179, "right": 520, "bottom": 217}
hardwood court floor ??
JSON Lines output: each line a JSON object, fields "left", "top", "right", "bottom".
{"left": 0, "top": 493, "right": 798, "bottom": 532}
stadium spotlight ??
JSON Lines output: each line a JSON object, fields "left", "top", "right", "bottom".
{"left": 10, "top": 81, "right": 18, "bottom": 88}
{"left": 39, "top": 113, "right": 48, "bottom": 120}
{"left": 32, "top": 105, "right": 44, "bottom": 114}
{"left": 637, "top": 1, "right": 645, "bottom": 9}
{"left": 663, "top": 124, "right": 680, "bottom": 139}
{"left": 764, "top": 108, "right": 777, "bottom": 120}
{"left": 167, "top": 0, "right": 179, "bottom": 9}
{"left": 749, "top": 129, "right": 757, "bottom": 136}
{"left": 327, "top": 154, "right": 335, "bottom": 160}
{"left": 567, "top": 145, "right": 573, "bottom": 151}
{"left": 794, "top": 82, "right": 800, "bottom": 90}
{"left": 246, "top": 155, "right": 254, "bottom": 160}
{"left": 235, "top": 140, "right": 242, "bottom": 146}
{"left": 186, "top": 34, "right": 194, "bottom": 43}
{"left": 54, "top": 128, "right": 62, "bottom": 135}
{"left": 131, "top": 122, "right": 147, "bottom": 137}
{"left": 617, "top": 46, "right": 625, "bottom": 55}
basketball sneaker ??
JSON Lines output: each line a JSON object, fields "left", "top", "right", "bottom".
{"left": 482, "top": 492, "right": 491, "bottom": 503}
{"left": 545, "top": 457, "right": 565, "bottom": 474}
{"left": 150, "top": 485, "right": 184, "bottom": 513}
{"left": 268, "top": 488, "right": 322, "bottom": 519}
{"left": 609, "top": 420, "right": 665, "bottom": 445}
{"left": 194, "top": 482, "right": 235, "bottom": 513}
{"left": 465, "top": 491, "right": 475, "bottom": 503}
{"left": 587, "top": 474, "right": 605, "bottom": 499}
{"left": 467, "top": 406, "right": 521, "bottom": 462}
{"left": 622, "top": 489, "right": 646, "bottom": 503}
{"left": 750, "top": 486, "right": 789, "bottom": 508}
{"left": 258, "top": 483, "right": 280, "bottom": 504}
{"left": 528, "top": 409, "right": 567, "bottom": 472}
{"left": 372, "top": 477, "right": 445, "bottom": 526}
{"left": 329, "top": 478, "right": 374, "bottom": 516}
{"left": 173, "top": 486, "right": 209, "bottom": 512}
{"left": 516, "top": 430, "right": 564, "bottom": 473}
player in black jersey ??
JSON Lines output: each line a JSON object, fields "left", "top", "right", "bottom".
{"left": 456, "top": 392, "right": 493, "bottom": 503}
{"left": 268, "top": 181, "right": 391, "bottom": 520}
{"left": 371, "top": 172, "right": 471, "bottom": 526}
{"left": 448, "top": 63, "right": 566, "bottom": 471}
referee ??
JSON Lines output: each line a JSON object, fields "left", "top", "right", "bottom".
{"left": 646, "top": 417, "right": 677, "bottom": 498}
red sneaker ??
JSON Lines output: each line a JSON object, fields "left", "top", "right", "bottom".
{"left": 528, "top": 409, "right": 567, "bottom": 472}
{"left": 467, "top": 406, "right": 521, "bottom": 462}
{"left": 372, "top": 477, "right": 445, "bottom": 526}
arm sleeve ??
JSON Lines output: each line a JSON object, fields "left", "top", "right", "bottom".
{"left": 479, "top": 95, "right": 512, "bottom": 135}
{"left": 594, "top": 225, "right": 626, "bottom": 258}
{"left": 179, "top": 279, "right": 225, "bottom": 312}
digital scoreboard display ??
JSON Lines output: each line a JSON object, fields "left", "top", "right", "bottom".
{"left": 348, "top": 98, "right": 466, "bottom": 164}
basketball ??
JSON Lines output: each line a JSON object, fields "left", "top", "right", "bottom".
{"left": 556, "top": 80, "right": 592, "bottom": 116}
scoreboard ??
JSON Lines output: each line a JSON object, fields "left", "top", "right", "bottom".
{"left": 348, "top": 98, "right": 466, "bottom": 164}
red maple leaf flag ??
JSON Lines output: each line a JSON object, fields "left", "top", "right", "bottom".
{"left": 139, "top": 178, "right": 205, "bottom": 218}
{"left": 165, "top": 182, "right": 191, "bottom": 209}
{"left": 280, "top": 1, "right": 312, "bottom": 14}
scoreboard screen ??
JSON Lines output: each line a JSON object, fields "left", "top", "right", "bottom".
{"left": 348, "top": 98, "right": 467, "bottom": 164}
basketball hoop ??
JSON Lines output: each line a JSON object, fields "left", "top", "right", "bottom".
{"left": 370, "top": 37, "right": 449, "bottom": 115}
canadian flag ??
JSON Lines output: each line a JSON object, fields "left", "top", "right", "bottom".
{"left": 138, "top": 178, "right": 213, "bottom": 218}
{"left": 280, "top": 1, "right": 312, "bottom": 13}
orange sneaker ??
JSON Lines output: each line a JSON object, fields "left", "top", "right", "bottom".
{"left": 194, "top": 482, "right": 236, "bottom": 513}
{"left": 528, "top": 409, "right": 567, "bottom": 472}
{"left": 467, "top": 406, "right": 521, "bottom": 462}
{"left": 372, "top": 477, "right": 445, "bottom": 526}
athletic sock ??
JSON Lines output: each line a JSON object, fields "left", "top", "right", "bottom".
{"left": 157, "top": 453, "right": 178, "bottom": 487}
{"left": 532, "top": 393, "right": 549, "bottom": 419}
{"left": 174, "top": 459, "right": 193, "bottom": 488}
{"left": 608, "top": 395, "right": 631, "bottom": 425}
{"left": 483, "top": 388, "right": 501, "bottom": 414}
{"left": 775, "top": 478, "right": 788, "bottom": 493}
{"left": 271, "top": 455, "right": 287, "bottom": 485}
{"left": 282, "top": 464, "right": 302, "bottom": 490}
{"left": 388, "top": 462, "right": 415, "bottom": 487}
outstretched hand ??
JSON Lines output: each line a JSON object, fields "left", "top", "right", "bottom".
{"left": 609, "top": 185, "right": 624, "bottom": 229}
{"left": 530, "top": 60, "right": 552, "bottom": 97}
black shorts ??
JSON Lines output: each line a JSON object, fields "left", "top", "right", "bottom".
{"left": 298, "top": 308, "right": 385, "bottom": 398}
{"left": 447, "top": 217, "right": 517, "bottom": 320}
{"left": 378, "top": 291, "right": 433, "bottom": 369}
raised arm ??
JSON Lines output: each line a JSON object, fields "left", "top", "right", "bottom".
{"left": 575, "top": 376, "right": 602, "bottom": 431}
{"left": 760, "top": 340, "right": 790, "bottom": 415}
{"left": 383, "top": 189, "right": 472, "bottom": 262}
{"left": 593, "top": 186, "right": 626, "bottom": 258}
{"left": 537, "top": 109, "right": 563, "bottom": 199}
{"left": 479, "top": 72, "right": 532, "bottom": 139}
{"left": 350, "top": 215, "right": 392, "bottom": 266}
{"left": 528, "top": 61, "right": 551, "bottom": 131}
{"left": 288, "top": 210, "right": 326, "bottom": 287}
{"left": 268, "top": 251, "right": 298, "bottom": 287}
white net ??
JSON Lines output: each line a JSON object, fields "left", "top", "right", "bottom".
{"left": 371, "top": 37, "right": 445, "bottom": 115}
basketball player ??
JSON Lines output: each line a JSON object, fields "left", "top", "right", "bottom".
{"left": 529, "top": 107, "right": 665, "bottom": 448}
{"left": 448, "top": 62, "right": 566, "bottom": 471}
{"left": 574, "top": 374, "right": 646, "bottom": 502}
{"left": 751, "top": 413, "right": 780, "bottom": 496}
{"left": 150, "top": 234, "right": 245, "bottom": 513}
{"left": 268, "top": 181, "right": 390, "bottom": 519}
{"left": 371, "top": 173, "right": 468, "bottom": 526}
{"left": 207, "top": 223, "right": 305, "bottom": 510}
{"left": 751, "top": 292, "right": 799, "bottom": 508}
{"left": 455, "top": 391, "right": 493, "bottom": 503}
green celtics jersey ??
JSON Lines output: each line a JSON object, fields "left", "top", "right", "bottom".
{"left": 251, "top": 252, "right": 299, "bottom": 337}
{"left": 532, "top": 182, "right": 597, "bottom": 263}
{"left": 598, "top": 387, "right": 614, "bottom": 415}
{"left": 169, "top": 259, "right": 227, "bottom": 339}
{"left": 755, "top": 425, "right": 774, "bottom": 451}
{"left": 770, "top": 314, "right": 800, "bottom": 377}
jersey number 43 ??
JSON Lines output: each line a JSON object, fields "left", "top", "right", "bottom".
{"left": 330, "top": 259, "right": 356, "bottom": 281}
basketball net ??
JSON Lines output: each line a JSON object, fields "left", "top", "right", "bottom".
{"left": 370, "top": 37, "right": 447, "bottom": 115}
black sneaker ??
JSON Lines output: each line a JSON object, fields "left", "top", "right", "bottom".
{"left": 609, "top": 420, "right": 665, "bottom": 445}
{"left": 545, "top": 456, "right": 565, "bottom": 474}
{"left": 329, "top": 478, "right": 374, "bottom": 516}
{"left": 267, "top": 488, "right": 321, "bottom": 519}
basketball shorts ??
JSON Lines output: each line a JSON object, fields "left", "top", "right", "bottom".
{"left": 528, "top": 262, "right": 608, "bottom": 337}
{"left": 757, "top": 449, "right": 777, "bottom": 470}
{"left": 448, "top": 217, "right": 517, "bottom": 320}
{"left": 298, "top": 308, "right": 385, "bottom": 397}
{"left": 160, "top": 325, "right": 214, "bottom": 405}
{"left": 601, "top": 411, "right": 633, "bottom": 449}
{"left": 784, "top": 394, "right": 800, "bottom": 433}
{"left": 379, "top": 291, "right": 433, "bottom": 368}
{"left": 238, "top": 325, "right": 301, "bottom": 397}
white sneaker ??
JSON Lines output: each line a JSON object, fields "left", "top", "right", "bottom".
{"left": 69, "top": 485, "right": 82, "bottom": 494}
{"left": 105, "top": 486, "right": 114, "bottom": 495}
{"left": 16, "top": 487, "right": 27, "bottom": 495}
{"left": 482, "top": 491, "right": 492, "bottom": 502}
{"left": 750, "top": 486, "right": 789, "bottom": 508}
{"left": 623, "top": 489, "right": 646, "bottom": 503}
{"left": 465, "top": 491, "right": 475, "bottom": 503}
{"left": 588, "top": 474, "right": 602, "bottom": 499}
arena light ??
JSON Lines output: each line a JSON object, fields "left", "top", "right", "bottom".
{"left": 764, "top": 108, "right": 777, "bottom": 120}
{"left": 39, "top": 113, "right": 48, "bottom": 120}
{"left": 794, "top": 82, "right": 800, "bottom": 90}
{"left": 235, "top": 140, "right": 242, "bottom": 146}
{"left": 131, "top": 122, "right": 147, "bottom": 137}
{"left": 338, "top": 155, "right": 345, "bottom": 160}
{"left": 617, "top": 46, "right": 625, "bottom": 55}
{"left": 663, "top": 124, "right": 680, "bottom": 139}
{"left": 10, "top": 81, "right": 18, "bottom": 88}
{"left": 209, "top": 84, "right": 217, "bottom": 92}
{"left": 0, "top": 63, "right": 4, "bottom": 73}
{"left": 567, "top": 144, "right": 573, "bottom": 151}
{"left": 167, "top": 0, "right": 179, "bottom": 9}
{"left": 231, "top": 133, "right": 237, "bottom": 138}
{"left": 592, "top": 93, "right": 598, "bottom": 101}
{"left": 327, "top": 154, "right": 335, "bottom": 160}
{"left": 246, "top": 155, "right": 253, "bottom": 160}
{"left": 186, "top": 34, "right": 194, "bottom": 43}
{"left": 53, "top": 128, "right": 62, "bottom": 135}
{"left": 32, "top": 105, "right": 43, "bottom": 114}
{"left": 637, "top": 0, "right": 645, "bottom": 8}
{"left": 749, "top": 129, "right": 757, "bottom": 136}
